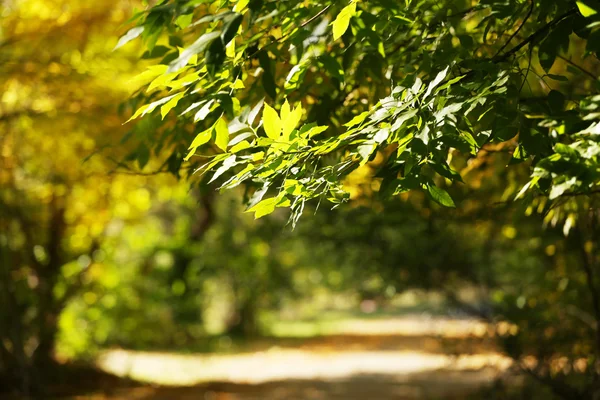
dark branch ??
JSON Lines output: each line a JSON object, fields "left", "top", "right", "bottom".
{"left": 493, "top": 8, "right": 578, "bottom": 63}
{"left": 493, "top": 0, "right": 534, "bottom": 59}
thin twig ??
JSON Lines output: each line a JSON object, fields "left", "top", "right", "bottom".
{"left": 493, "top": 8, "right": 578, "bottom": 63}
{"left": 493, "top": 0, "right": 534, "bottom": 59}
{"left": 518, "top": 44, "right": 534, "bottom": 94}
{"left": 246, "top": 5, "right": 331, "bottom": 60}
{"left": 556, "top": 54, "right": 598, "bottom": 80}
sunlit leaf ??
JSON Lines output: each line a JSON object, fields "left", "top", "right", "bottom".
{"left": 282, "top": 104, "right": 303, "bottom": 139}
{"left": 263, "top": 103, "right": 282, "bottom": 139}
{"left": 577, "top": 1, "right": 597, "bottom": 17}
{"left": 185, "top": 128, "right": 213, "bottom": 161}
{"left": 214, "top": 117, "right": 230, "bottom": 151}
{"left": 168, "top": 31, "right": 221, "bottom": 73}
{"left": 333, "top": 2, "right": 356, "bottom": 40}
{"left": 114, "top": 27, "right": 144, "bottom": 50}
{"left": 246, "top": 196, "right": 279, "bottom": 219}
{"left": 160, "top": 93, "right": 184, "bottom": 119}
{"left": 221, "top": 13, "right": 243, "bottom": 45}
{"left": 209, "top": 154, "right": 237, "bottom": 183}
{"left": 427, "top": 184, "right": 455, "bottom": 207}
{"left": 344, "top": 112, "right": 369, "bottom": 128}
{"left": 126, "top": 93, "right": 181, "bottom": 123}
{"left": 233, "top": 0, "right": 250, "bottom": 12}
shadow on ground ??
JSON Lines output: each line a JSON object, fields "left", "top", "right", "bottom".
{"left": 44, "top": 317, "right": 513, "bottom": 399}
{"left": 65, "top": 368, "right": 503, "bottom": 400}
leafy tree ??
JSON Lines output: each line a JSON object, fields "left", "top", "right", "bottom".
{"left": 0, "top": 0, "right": 155, "bottom": 394}
{"left": 123, "top": 0, "right": 600, "bottom": 397}
{"left": 123, "top": 0, "right": 600, "bottom": 221}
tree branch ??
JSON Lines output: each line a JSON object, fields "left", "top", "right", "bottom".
{"left": 493, "top": 0, "right": 534, "bottom": 59}
{"left": 493, "top": 8, "right": 578, "bottom": 63}
{"left": 556, "top": 54, "right": 598, "bottom": 80}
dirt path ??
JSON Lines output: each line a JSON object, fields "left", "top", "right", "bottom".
{"left": 68, "top": 317, "right": 513, "bottom": 399}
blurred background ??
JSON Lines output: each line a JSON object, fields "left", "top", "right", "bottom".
{"left": 1, "top": 1, "right": 599, "bottom": 399}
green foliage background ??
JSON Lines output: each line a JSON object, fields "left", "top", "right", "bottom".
{"left": 2, "top": 0, "right": 600, "bottom": 399}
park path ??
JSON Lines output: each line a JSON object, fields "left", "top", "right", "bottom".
{"left": 78, "top": 316, "right": 513, "bottom": 400}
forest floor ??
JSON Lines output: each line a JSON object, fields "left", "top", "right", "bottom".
{"left": 56, "top": 315, "right": 515, "bottom": 400}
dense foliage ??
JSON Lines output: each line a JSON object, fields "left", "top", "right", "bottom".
{"left": 123, "top": 0, "right": 600, "bottom": 226}
{"left": 120, "top": 0, "right": 600, "bottom": 398}
{"left": 3, "top": 0, "right": 600, "bottom": 398}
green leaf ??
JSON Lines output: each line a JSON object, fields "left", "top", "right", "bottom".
{"left": 193, "top": 100, "right": 216, "bottom": 122}
{"left": 547, "top": 74, "right": 569, "bottom": 82}
{"left": 344, "top": 111, "right": 369, "bottom": 128}
{"left": 176, "top": 14, "right": 194, "bottom": 29}
{"left": 318, "top": 55, "right": 344, "bottom": 82}
{"left": 233, "top": 0, "right": 250, "bottom": 12}
{"left": 427, "top": 184, "right": 456, "bottom": 207}
{"left": 282, "top": 103, "right": 303, "bottom": 139}
{"left": 206, "top": 38, "right": 226, "bottom": 76}
{"left": 114, "top": 27, "right": 144, "bottom": 50}
{"left": 358, "top": 142, "right": 377, "bottom": 165}
{"left": 549, "top": 177, "right": 578, "bottom": 199}
{"left": 280, "top": 100, "right": 291, "bottom": 122}
{"left": 333, "top": 2, "right": 356, "bottom": 41}
{"left": 548, "top": 90, "right": 566, "bottom": 113}
{"left": 302, "top": 125, "right": 329, "bottom": 138}
{"left": 230, "top": 140, "right": 251, "bottom": 153}
{"left": 258, "top": 52, "right": 277, "bottom": 99}
{"left": 247, "top": 196, "right": 278, "bottom": 219}
{"left": 137, "top": 143, "right": 150, "bottom": 169}
{"left": 160, "top": 93, "right": 184, "bottom": 119}
{"left": 284, "top": 60, "right": 310, "bottom": 92}
{"left": 221, "top": 13, "right": 243, "bottom": 45}
{"left": 554, "top": 143, "right": 578, "bottom": 158}
{"left": 126, "top": 93, "right": 181, "bottom": 123}
{"left": 424, "top": 66, "right": 449, "bottom": 99}
{"left": 209, "top": 154, "right": 237, "bottom": 183}
{"left": 168, "top": 31, "right": 221, "bottom": 73}
{"left": 263, "top": 103, "right": 282, "bottom": 139}
{"left": 248, "top": 99, "right": 264, "bottom": 126}
{"left": 577, "top": 1, "right": 598, "bottom": 17}
{"left": 214, "top": 117, "right": 230, "bottom": 151}
{"left": 185, "top": 127, "right": 212, "bottom": 161}
{"left": 509, "top": 144, "right": 527, "bottom": 164}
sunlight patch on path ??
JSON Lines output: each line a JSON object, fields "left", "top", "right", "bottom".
{"left": 270, "top": 316, "right": 491, "bottom": 338}
{"left": 97, "top": 348, "right": 512, "bottom": 386}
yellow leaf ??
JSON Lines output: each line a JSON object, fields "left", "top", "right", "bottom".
{"left": 167, "top": 72, "right": 200, "bottom": 90}
{"left": 184, "top": 129, "right": 212, "bottom": 161}
{"left": 271, "top": 27, "right": 283, "bottom": 39}
{"left": 280, "top": 100, "right": 291, "bottom": 122}
{"left": 577, "top": 1, "right": 597, "bottom": 17}
{"left": 147, "top": 71, "right": 179, "bottom": 92}
{"left": 277, "top": 196, "right": 291, "bottom": 207}
{"left": 226, "top": 40, "right": 236, "bottom": 58}
{"left": 344, "top": 111, "right": 369, "bottom": 127}
{"left": 282, "top": 104, "right": 303, "bottom": 139}
{"left": 262, "top": 103, "right": 282, "bottom": 139}
{"left": 232, "top": 79, "right": 245, "bottom": 89}
{"left": 125, "top": 93, "right": 181, "bottom": 123}
{"left": 178, "top": 46, "right": 198, "bottom": 66}
{"left": 214, "top": 117, "right": 229, "bottom": 151}
{"left": 160, "top": 93, "right": 184, "bottom": 119}
{"left": 130, "top": 65, "right": 169, "bottom": 86}
{"left": 333, "top": 2, "right": 356, "bottom": 41}
{"left": 247, "top": 197, "right": 278, "bottom": 219}
{"left": 233, "top": 0, "right": 250, "bottom": 12}
{"left": 126, "top": 104, "right": 150, "bottom": 124}
{"left": 230, "top": 140, "right": 251, "bottom": 153}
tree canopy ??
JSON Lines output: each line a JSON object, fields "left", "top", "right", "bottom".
{"left": 120, "top": 0, "right": 600, "bottom": 226}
